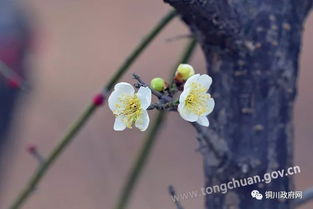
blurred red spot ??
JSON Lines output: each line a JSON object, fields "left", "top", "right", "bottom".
{"left": 93, "top": 93, "right": 105, "bottom": 106}
{"left": 7, "top": 77, "right": 21, "bottom": 88}
{"left": 26, "top": 144, "right": 37, "bottom": 154}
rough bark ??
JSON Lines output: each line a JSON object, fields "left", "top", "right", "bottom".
{"left": 165, "top": 0, "right": 312, "bottom": 208}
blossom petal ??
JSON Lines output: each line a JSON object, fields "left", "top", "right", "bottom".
{"left": 203, "top": 97, "right": 215, "bottom": 115}
{"left": 184, "top": 74, "right": 200, "bottom": 89}
{"left": 137, "top": 86, "right": 151, "bottom": 109}
{"left": 178, "top": 87, "right": 191, "bottom": 104}
{"left": 178, "top": 103, "right": 198, "bottom": 122}
{"left": 114, "top": 82, "right": 135, "bottom": 95}
{"left": 108, "top": 82, "right": 134, "bottom": 112}
{"left": 197, "top": 116, "right": 210, "bottom": 127}
{"left": 198, "top": 74, "right": 212, "bottom": 90}
{"left": 108, "top": 90, "right": 121, "bottom": 112}
{"left": 135, "top": 110, "right": 149, "bottom": 131}
{"left": 113, "top": 116, "right": 127, "bottom": 131}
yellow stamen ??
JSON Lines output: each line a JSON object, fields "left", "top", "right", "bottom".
{"left": 114, "top": 94, "right": 142, "bottom": 128}
{"left": 185, "top": 82, "right": 210, "bottom": 116}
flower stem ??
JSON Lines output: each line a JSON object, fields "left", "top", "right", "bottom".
{"left": 113, "top": 38, "right": 197, "bottom": 209}
{"left": 8, "top": 10, "right": 177, "bottom": 209}
{"left": 8, "top": 104, "right": 97, "bottom": 209}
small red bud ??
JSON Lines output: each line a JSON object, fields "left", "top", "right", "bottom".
{"left": 26, "top": 144, "right": 45, "bottom": 164}
{"left": 7, "top": 77, "right": 21, "bottom": 88}
{"left": 27, "top": 144, "right": 37, "bottom": 154}
{"left": 93, "top": 93, "right": 105, "bottom": 106}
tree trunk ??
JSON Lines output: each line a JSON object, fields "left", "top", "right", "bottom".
{"left": 165, "top": 1, "right": 312, "bottom": 208}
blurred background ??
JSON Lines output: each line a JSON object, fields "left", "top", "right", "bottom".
{"left": 0, "top": 1, "right": 312, "bottom": 209}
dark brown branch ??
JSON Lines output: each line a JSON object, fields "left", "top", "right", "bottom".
{"left": 132, "top": 73, "right": 172, "bottom": 102}
{"left": 147, "top": 101, "right": 178, "bottom": 111}
{"left": 191, "top": 122, "right": 230, "bottom": 167}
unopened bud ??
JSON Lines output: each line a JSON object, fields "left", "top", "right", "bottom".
{"left": 7, "top": 77, "right": 21, "bottom": 88}
{"left": 150, "top": 77, "right": 166, "bottom": 92}
{"left": 26, "top": 144, "right": 45, "bottom": 164}
{"left": 175, "top": 64, "right": 195, "bottom": 82}
{"left": 27, "top": 144, "right": 37, "bottom": 154}
{"left": 93, "top": 93, "right": 105, "bottom": 106}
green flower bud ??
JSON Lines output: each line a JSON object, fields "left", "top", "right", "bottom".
{"left": 175, "top": 64, "right": 195, "bottom": 81}
{"left": 150, "top": 77, "right": 166, "bottom": 91}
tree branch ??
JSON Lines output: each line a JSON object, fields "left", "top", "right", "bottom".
{"left": 112, "top": 39, "right": 197, "bottom": 209}
{"left": 132, "top": 73, "right": 173, "bottom": 103}
{"left": 191, "top": 122, "right": 230, "bottom": 169}
{"left": 147, "top": 101, "right": 178, "bottom": 111}
{"left": 8, "top": 10, "right": 177, "bottom": 209}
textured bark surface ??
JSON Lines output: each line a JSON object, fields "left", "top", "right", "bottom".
{"left": 165, "top": 1, "right": 312, "bottom": 208}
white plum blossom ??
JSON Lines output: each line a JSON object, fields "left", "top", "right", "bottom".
{"left": 108, "top": 82, "right": 151, "bottom": 131}
{"left": 178, "top": 74, "right": 215, "bottom": 127}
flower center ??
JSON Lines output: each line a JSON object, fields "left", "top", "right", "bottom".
{"left": 185, "top": 82, "right": 210, "bottom": 116}
{"left": 115, "top": 95, "right": 142, "bottom": 128}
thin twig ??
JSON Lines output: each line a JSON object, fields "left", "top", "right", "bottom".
{"left": 0, "top": 60, "right": 27, "bottom": 90}
{"left": 191, "top": 122, "right": 229, "bottom": 160}
{"left": 147, "top": 101, "right": 178, "bottom": 111}
{"left": 8, "top": 10, "right": 177, "bottom": 209}
{"left": 191, "top": 122, "right": 231, "bottom": 172}
{"left": 191, "top": 123, "right": 219, "bottom": 157}
{"left": 113, "top": 39, "right": 197, "bottom": 209}
{"left": 168, "top": 185, "right": 185, "bottom": 209}
{"left": 9, "top": 104, "right": 97, "bottom": 209}
{"left": 26, "top": 145, "right": 45, "bottom": 165}
{"left": 105, "top": 10, "right": 177, "bottom": 91}
{"left": 113, "top": 111, "right": 166, "bottom": 209}
{"left": 132, "top": 73, "right": 165, "bottom": 99}
{"left": 132, "top": 73, "right": 173, "bottom": 102}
